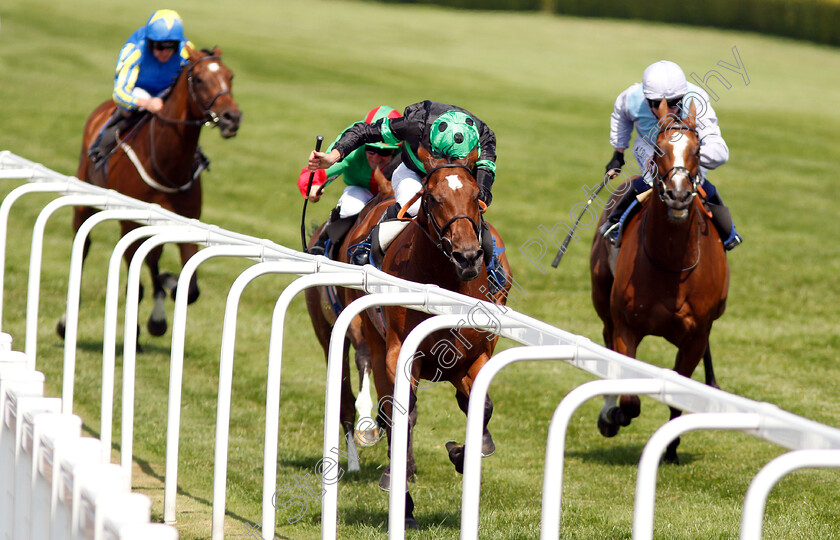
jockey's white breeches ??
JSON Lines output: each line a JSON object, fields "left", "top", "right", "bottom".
{"left": 337, "top": 185, "right": 374, "bottom": 218}
{"left": 391, "top": 163, "right": 423, "bottom": 217}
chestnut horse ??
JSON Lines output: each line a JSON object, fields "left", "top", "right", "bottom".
{"left": 590, "top": 100, "right": 729, "bottom": 464}
{"left": 61, "top": 47, "right": 241, "bottom": 340}
{"left": 346, "top": 147, "right": 512, "bottom": 527}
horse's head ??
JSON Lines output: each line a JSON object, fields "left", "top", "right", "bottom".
{"left": 652, "top": 99, "right": 700, "bottom": 220}
{"left": 186, "top": 47, "right": 242, "bottom": 138}
{"left": 418, "top": 146, "right": 485, "bottom": 281}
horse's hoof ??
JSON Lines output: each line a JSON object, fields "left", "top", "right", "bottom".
{"left": 618, "top": 395, "right": 641, "bottom": 422}
{"left": 481, "top": 432, "right": 495, "bottom": 457}
{"left": 597, "top": 412, "right": 620, "bottom": 438}
{"left": 405, "top": 517, "right": 419, "bottom": 530}
{"left": 354, "top": 427, "right": 380, "bottom": 447}
{"left": 445, "top": 441, "right": 465, "bottom": 474}
{"left": 663, "top": 452, "right": 680, "bottom": 465}
{"left": 56, "top": 315, "right": 66, "bottom": 340}
{"left": 378, "top": 468, "right": 391, "bottom": 491}
{"left": 147, "top": 317, "right": 168, "bottom": 337}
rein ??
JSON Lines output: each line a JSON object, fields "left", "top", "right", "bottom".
{"left": 139, "top": 55, "right": 230, "bottom": 192}
{"left": 417, "top": 163, "right": 484, "bottom": 260}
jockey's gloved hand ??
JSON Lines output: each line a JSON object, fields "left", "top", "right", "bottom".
{"left": 605, "top": 150, "right": 625, "bottom": 174}
{"left": 477, "top": 173, "right": 493, "bottom": 207}
{"left": 478, "top": 185, "right": 492, "bottom": 207}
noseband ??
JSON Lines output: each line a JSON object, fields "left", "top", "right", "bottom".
{"left": 420, "top": 163, "right": 483, "bottom": 259}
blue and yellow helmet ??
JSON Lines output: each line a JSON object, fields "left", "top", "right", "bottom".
{"left": 145, "top": 9, "right": 185, "bottom": 43}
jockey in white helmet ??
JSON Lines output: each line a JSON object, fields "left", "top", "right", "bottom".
{"left": 599, "top": 60, "right": 743, "bottom": 250}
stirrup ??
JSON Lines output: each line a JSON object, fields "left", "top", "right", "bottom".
{"left": 348, "top": 240, "right": 372, "bottom": 266}
{"left": 598, "top": 221, "right": 620, "bottom": 245}
{"left": 724, "top": 232, "right": 743, "bottom": 251}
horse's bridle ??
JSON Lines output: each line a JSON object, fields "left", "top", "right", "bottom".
{"left": 652, "top": 123, "right": 701, "bottom": 200}
{"left": 154, "top": 55, "right": 231, "bottom": 127}
{"left": 187, "top": 55, "right": 232, "bottom": 125}
{"left": 419, "top": 163, "right": 483, "bottom": 260}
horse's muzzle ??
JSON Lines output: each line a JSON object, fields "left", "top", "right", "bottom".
{"left": 663, "top": 189, "right": 694, "bottom": 218}
{"left": 452, "top": 248, "right": 483, "bottom": 281}
{"left": 218, "top": 109, "right": 242, "bottom": 138}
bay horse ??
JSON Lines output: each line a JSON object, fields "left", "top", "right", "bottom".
{"left": 303, "top": 166, "right": 397, "bottom": 467}
{"left": 60, "top": 46, "right": 241, "bottom": 340}
{"left": 590, "top": 99, "right": 729, "bottom": 464}
{"left": 346, "top": 146, "right": 512, "bottom": 527}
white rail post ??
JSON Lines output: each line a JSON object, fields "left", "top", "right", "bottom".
{"left": 260, "top": 270, "right": 369, "bottom": 536}
{"left": 0, "top": 180, "right": 80, "bottom": 330}
{"left": 209, "top": 260, "right": 320, "bottom": 540}
{"left": 389, "top": 314, "right": 499, "bottom": 539}
{"left": 318, "top": 290, "right": 429, "bottom": 540}
{"left": 24, "top": 194, "right": 110, "bottom": 366}
{"left": 740, "top": 449, "right": 840, "bottom": 540}
{"left": 61, "top": 208, "right": 155, "bottom": 402}
{"left": 163, "top": 243, "right": 263, "bottom": 524}
{"left": 633, "top": 412, "right": 762, "bottom": 540}
{"left": 120, "top": 229, "right": 209, "bottom": 489}
{"left": 93, "top": 225, "right": 181, "bottom": 455}
{"left": 538, "top": 378, "right": 665, "bottom": 540}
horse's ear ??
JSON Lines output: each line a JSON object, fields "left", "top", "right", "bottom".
{"left": 186, "top": 45, "right": 200, "bottom": 62}
{"left": 417, "top": 146, "right": 446, "bottom": 173}
{"left": 213, "top": 46, "right": 222, "bottom": 57}
{"left": 656, "top": 98, "right": 668, "bottom": 120}
{"left": 685, "top": 100, "right": 697, "bottom": 130}
{"left": 462, "top": 147, "right": 479, "bottom": 169}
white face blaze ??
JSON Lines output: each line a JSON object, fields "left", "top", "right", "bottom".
{"left": 668, "top": 135, "right": 691, "bottom": 192}
{"left": 445, "top": 174, "right": 463, "bottom": 191}
{"left": 207, "top": 62, "right": 228, "bottom": 91}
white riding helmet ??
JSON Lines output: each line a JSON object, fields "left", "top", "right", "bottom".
{"left": 642, "top": 61, "right": 688, "bottom": 100}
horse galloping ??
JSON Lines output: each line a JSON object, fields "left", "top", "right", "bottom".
{"left": 590, "top": 100, "right": 729, "bottom": 464}
{"left": 345, "top": 146, "right": 512, "bottom": 527}
{"left": 62, "top": 46, "right": 241, "bottom": 340}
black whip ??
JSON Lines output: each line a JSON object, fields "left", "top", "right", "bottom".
{"left": 551, "top": 173, "right": 613, "bottom": 268}
{"left": 301, "top": 135, "right": 324, "bottom": 252}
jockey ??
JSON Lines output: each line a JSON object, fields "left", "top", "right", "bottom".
{"left": 308, "top": 100, "right": 497, "bottom": 265}
{"left": 301, "top": 105, "right": 403, "bottom": 258}
{"left": 88, "top": 10, "right": 207, "bottom": 174}
{"left": 597, "top": 60, "right": 743, "bottom": 250}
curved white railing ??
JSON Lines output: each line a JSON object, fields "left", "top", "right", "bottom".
{"left": 1, "top": 150, "right": 838, "bottom": 540}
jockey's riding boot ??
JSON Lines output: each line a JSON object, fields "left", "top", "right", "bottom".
{"left": 88, "top": 108, "right": 132, "bottom": 168}
{"left": 597, "top": 184, "right": 641, "bottom": 246}
{"left": 192, "top": 146, "right": 211, "bottom": 179}
{"left": 349, "top": 203, "right": 401, "bottom": 266}
{"left": 310, "top": 207, "right": 356, "bottom": 259}
{"left": 704, "top": 192, "right": 743, "bottom": 251}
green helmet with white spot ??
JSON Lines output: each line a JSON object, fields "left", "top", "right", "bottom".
{"left": 429, "top": 111, "right": 480, "bottom": 159}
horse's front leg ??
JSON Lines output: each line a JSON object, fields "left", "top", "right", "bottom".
{"left": 351, "top": 321, "right": 380, "bottom": 447}
{"left": 144, "top": 244, "right": 169, "bottom": 337}
{"left": 598, "top": 327, "right": 641, "bottom": 437}
{"left": 159, "top": 242, "right": 200, "bottom": 304}
{"left": 663, "top": 335, "right": 709, "bottom": 464}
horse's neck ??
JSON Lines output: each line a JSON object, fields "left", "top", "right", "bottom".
{"left": 150, "top": 73, "right": 202, "bottom": 174}
{"left": 645, "top": 197, "right": 701, "bottom": 264}
{"left": 407, "top": 223, "right": 485, "bottom": 296}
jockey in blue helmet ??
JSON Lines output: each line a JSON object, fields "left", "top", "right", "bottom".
{"left": 88, "top": 10, "right": 206, "bottom": 172}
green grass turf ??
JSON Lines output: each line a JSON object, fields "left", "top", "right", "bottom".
{"left": 1, "top": 0, "right": 839, "bottom": 538}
